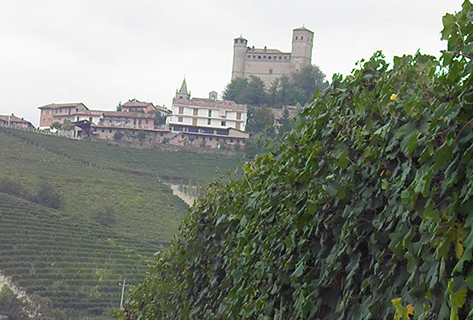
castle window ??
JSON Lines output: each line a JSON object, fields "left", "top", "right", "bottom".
{"left": 279, "top": 57, "right": 282, "bottom": 60}
{"left": 295, "top": 36, "right": 298, "bottom": 40}
{"left": 269, "top": 68, "right": 273, "bottom": 74}
{"left": 240, "top": 39, "right": 245, "bottom": 43}
{"left": 247, "top": 55, "right": 251, "bottom": 58}
{"left": 263, "top": 56, "right": 266, "bottom": 59}
{"left": 269, "top": 56, "right": 271, "bottom": 59}
{"left": 258, "top": 56, "right": 261, "bottom": 59}
{"left": 301, "top": 36, "right": 303, "bottom": 40}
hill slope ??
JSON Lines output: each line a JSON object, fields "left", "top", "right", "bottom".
{"left": 0, "top": 128, "right": 243, "bottom": 318}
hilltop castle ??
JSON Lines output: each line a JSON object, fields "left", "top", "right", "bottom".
{"left": 231, "top": 27, "right": 314, "bottom": 87}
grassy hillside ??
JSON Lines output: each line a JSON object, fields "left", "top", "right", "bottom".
{"left": 3, "top": 128, "right": 243, "bottom": 183}
{"left": 0, "top": 128, "right": 244, "bottom": 318}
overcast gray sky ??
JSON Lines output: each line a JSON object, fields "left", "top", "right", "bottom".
{"left": 0, "top": 0, "right": 464, "bottom": 126}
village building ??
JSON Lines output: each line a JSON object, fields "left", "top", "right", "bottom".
{"left": 167, "top": 79, "right": 249, "bottom": 149}
{"left": 0, "top": 114, "right": 35, "bottom": 129}
{"left": 232, "top": 27, "right": 314, "bottom": 87}
{"left": 38, "top": 103, "right": 88, "bottom": 129}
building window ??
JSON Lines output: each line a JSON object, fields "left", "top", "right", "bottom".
{"left": 77, "top": 116, "right": 79, "bottom": 121}
{"left": 207, "top": 119, "right": 211, "bottom": 125}
{"left": 269, "top": 68, "right": 273, "bottom": 74}
{"left": 269, "top": 56, "right": 271, "bottom": 59}
{"left": 101, "top": 129, "right": 104, "bottom": 133}
{"left": 258, "top": 56, "right": 261, "bottom": 59}
{"left": 236, "top": 122, "right": 241, "bottom": 130}
{"left": 109, "top": 129, "right": 112, "bottom": 133}
{"left": 279, "top": 57, "right": 282, "bottom": 60}
{"left": 192, "top": 118, "right": 197, "bottom": 126}
{"left": 301, "top": 36, "right": 303, "bottom": 40}
{"left": 295, "top": 36, "right": 298, "bottom": 40}
{"left": 236, "top": 112, "right": 242, "bottom": 120}
{"left": 178, "top": 116, "right": 183, "bottom": 122}
{"left": 89, "top": 117, "right": 92, "bottom": 121}
{"left": 179, "top": 107, "right": 184, "bottom": 114}
{"left": 208, "top": 110, "right": 212, "bottom": 117}
{"left": 193, "top": 108, "right": 198, "bottom": 116}
{"left": 221, "top": 121, "right": 226, "bottom": 126}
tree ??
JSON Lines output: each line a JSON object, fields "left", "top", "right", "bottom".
{"left": 116, "top": 101, "right": 122, "bottom": 112}
{"left": 246, "top": 105, "right": 275, "bottom": 134}
{"left": 223, "top": 76, "right": 268, "bottom": 106}
{"left": 35, "top": 183, "right": 63, "bottom": 209}
{"left": 0, "top": 285, "right": 29, "bottom": 320}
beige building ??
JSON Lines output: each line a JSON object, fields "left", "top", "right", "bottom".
{"left": 232, "top": 27, "right": 314, "bottom": 87}
{"left": 167, "top": 80, "right": 249, "bottom": 148}
{"left": 0, "top": 114, "right": 35, "bottom": 129}
{"left": 38, "top": 103, "right": 88, "bottom": 129}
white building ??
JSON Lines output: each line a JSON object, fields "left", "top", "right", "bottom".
{"left": 168, "top": 79, "right": 247, "bottom": 134}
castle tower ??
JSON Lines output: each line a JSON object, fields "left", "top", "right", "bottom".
{"left": 290, "top": 27, "right": 314, "bottom": 73}
{"left": 231, "top": 36, "right": 248, "bottom": 80}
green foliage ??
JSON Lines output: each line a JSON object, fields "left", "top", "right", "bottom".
{"left": 0, "top": 285, "right": 29, "bottom": 320}
{"left": 124, "top": 3, "right": 473, "bottom": 319}
{"left": 223, "top": 75, "right": 268, "bottom": 106}
{"left": 246, "top": 105, "right": 275, "bottom": 134}
{"left": 268, "top": 65, "right": 329, "bottom": 107}
{"left": 113, "top": 131, "right": 124, "bottom": 141}
{"left": 35, "top": 182, "right": 63, "bottom": 209}
{"left": 224, "top": 65, "right": 328, "bottom": 108}
{"left": 91, "top": 205, "right": 117, "bottom": 227}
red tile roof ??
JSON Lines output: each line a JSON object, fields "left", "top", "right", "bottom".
{"left": 38, "top": 102, "right": 88, "bottom": 110}
{"left": 0, "top": 115, "right": 31, "bottom": 123}
{"left": 173, "top": 98, "right": 247, "bottom": 111}
{"left": 122, "top": 100, "right": 153, "bottom": 108}
{"left": 102, "top": 111, "right": 155, "bottom": 119}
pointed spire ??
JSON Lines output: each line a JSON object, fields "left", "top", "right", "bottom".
{"left": 176, "top": 78, "right": 190, "bottom": 99}
{"left": 179, "top": 78, "right": 188, "bottom": 94}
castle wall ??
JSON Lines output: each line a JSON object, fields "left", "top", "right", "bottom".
{"left": 231, "top": 27, "right": 314, "bottom": 88}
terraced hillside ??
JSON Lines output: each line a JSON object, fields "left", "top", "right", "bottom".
{"left": 3, "top": 128, "right": 243, "bottom": 183}
{"left": 0, "top": 193, "right": 154, "bottom": 318}
{"left": 0, "top": 128, "right": 243, "bottom": 319}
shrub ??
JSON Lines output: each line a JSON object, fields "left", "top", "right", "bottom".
{"left": 35, "top": 183, "right": 63, "bottom": 209}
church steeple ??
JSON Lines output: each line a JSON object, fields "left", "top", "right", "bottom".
{"left": 176, "top": 78, "right": 190, "bottom": 99}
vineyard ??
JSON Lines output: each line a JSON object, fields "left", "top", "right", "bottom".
{"left": 0, "top": 127, "right": 243, "bottom": 318}
{"left": 0, "top": 192, "right": 153, "bottom": 318}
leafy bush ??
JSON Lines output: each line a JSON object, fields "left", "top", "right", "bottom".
{"left": 124, "top": 3, "right": 473, "bottom": 319}
{"left": 35, "top": 183, "right": 63, "bottom": 209}
{"left": 91, "top": 205, "right": 117, "bottom": 227}
{"left": 113, "top": 131, "right": 124, "bottom": 141}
